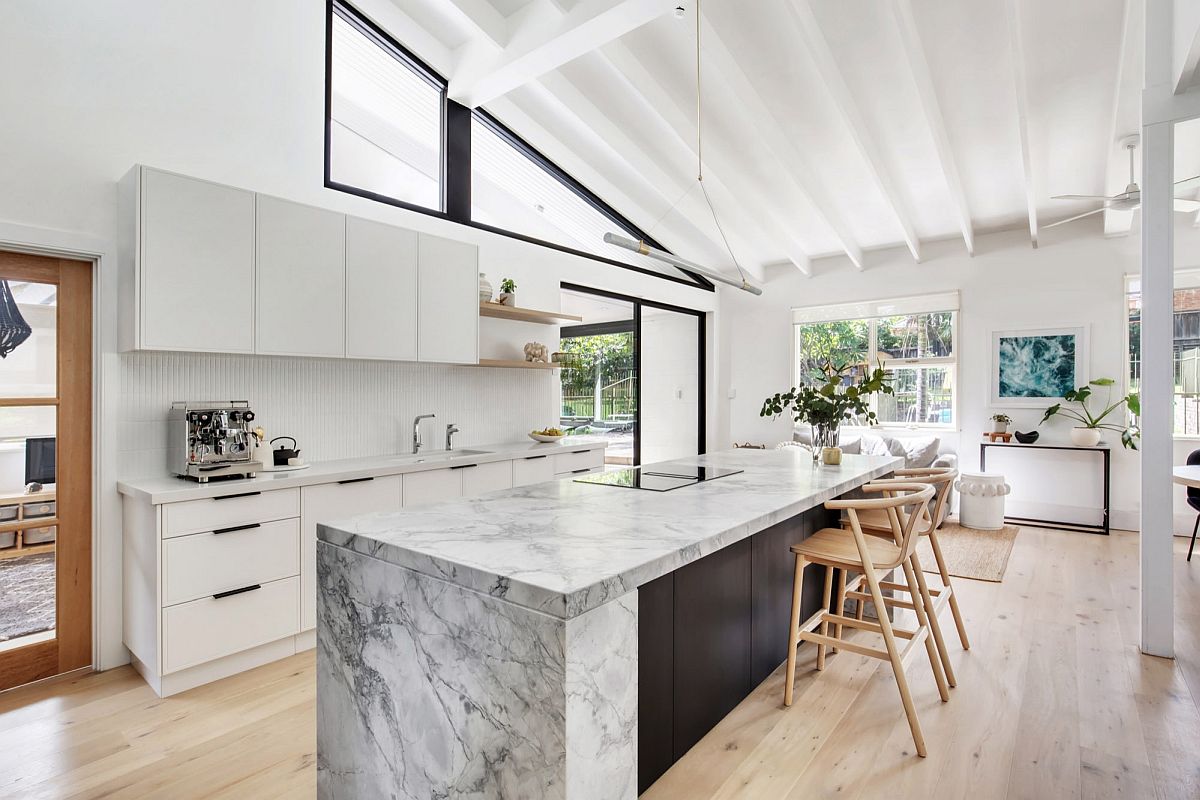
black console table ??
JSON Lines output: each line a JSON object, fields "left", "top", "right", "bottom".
{"left": 979, "top": 441, "right": 1110, "bottom": 535}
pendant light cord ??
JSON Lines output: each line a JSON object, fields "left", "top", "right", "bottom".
{"left": 694, "top": 0, "right": 748, "bottom": 284}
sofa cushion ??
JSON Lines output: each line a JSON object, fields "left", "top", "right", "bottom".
{"left": 902, "top": 436, "right": 941, "bottom": 469}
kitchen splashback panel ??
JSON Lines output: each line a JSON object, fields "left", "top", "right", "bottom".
{"left": 119, "top": 352, "right": 556, "bottom": 479}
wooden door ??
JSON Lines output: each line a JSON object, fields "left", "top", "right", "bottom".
{"left": 0, "top": 251, "right": 92, "bottom": 692}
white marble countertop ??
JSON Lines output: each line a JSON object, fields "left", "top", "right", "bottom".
{"left": 117, "top": 438, "right": 609, "bottom": 505}
{"left": 319, "top": 449, "right": 903, "bottom": 620}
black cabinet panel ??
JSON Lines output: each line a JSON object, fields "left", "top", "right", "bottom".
{"left": 750, "top": 509, "right": 837, "bottom": 685}
{"left": 637, "top": 573, "right": 674, "bottom": 794}
{"left": 671, "top": 536, "right": 753, "bottom": 760}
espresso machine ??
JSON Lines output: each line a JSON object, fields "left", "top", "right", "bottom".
{"left": 168, "top": 401, "right": 263, "bottom": 482}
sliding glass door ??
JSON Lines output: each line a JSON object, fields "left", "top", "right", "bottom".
{"left": 559, "top": 285, "right": 704, "bottom": 466}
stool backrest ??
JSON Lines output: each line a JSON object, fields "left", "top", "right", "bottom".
{"left": 826, "top": 483, "right": 935, "bottom": 563}
{"left": 1188, "top": 449, "right": 1200, "bottom": 501}
{"left": 874, "top": 467, "right": 958, "bottom": 531}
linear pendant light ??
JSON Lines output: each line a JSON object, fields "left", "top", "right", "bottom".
{"left": 604, "top": 233, "right": 763, "bottom": 295}
{"left": 602, "top": 0, "right": 763, "bottom": 296}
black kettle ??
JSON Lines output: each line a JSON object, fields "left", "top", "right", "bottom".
{"left": 270, "top": 436, "right": 301, "bottom": 466}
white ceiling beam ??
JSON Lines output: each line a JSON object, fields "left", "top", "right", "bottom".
{"left": 448, "top": 0, "right": 675, "bottom": 108}
{"left": 695, "top": 14, "right": 865, "bottom": 270}
{"left": 784, "top": 0, "right": 921, "bottom": 262}
{"left": 889, "top": 0, "right": 975, "bottom": 256}
{"left": 1104, "top": 0, "right": 1140, "bottom": 237}
{"left": 1004, "top": 0, "right": 1038, "bottom": 248}
{"left": 578, "top": 42, "right": 813, "bottom": 275}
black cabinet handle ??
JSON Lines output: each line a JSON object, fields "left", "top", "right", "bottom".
{"left": 450, "top": 464, "right": 478, "bottom": 470}
{"left": 213, "top": 584, "right": 261, "bottom": 600}
{"left": 571, "top": 450, "right": 590, "bottom": 455}
{"left": 213, "top": 491, "right": 261, "bottom": 501}
{"left": 524, "top": 455, "right": 548, "bottom": 460}
{"left": 571, "top": 468, "right": 592, "bottom": 474}
{"left": 337, "top": 477, "right": 375, "bottom": 485}
{"left": 212, "top": 523, "right": 260, "bottom": 535}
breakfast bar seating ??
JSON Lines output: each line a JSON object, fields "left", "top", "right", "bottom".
{"left": 784, "top": 482, "right": 947, "bottom": 757}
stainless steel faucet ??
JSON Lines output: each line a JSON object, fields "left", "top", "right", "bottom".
{"left": 445, "top": 423, "right": 460, "bottom": 451}
{"left": 412, "top": 413, "right": 436, "bottom": 454}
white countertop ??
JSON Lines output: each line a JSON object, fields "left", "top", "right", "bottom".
{"left": 319, "top": 449, "right": 903, "bottom": 620}
{"left": 117, "top": 438, "right": 608, "bottom": 505}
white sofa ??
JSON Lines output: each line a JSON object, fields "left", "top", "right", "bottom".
{"left": 790, "top": 426, "right": 958, "bottom": 470}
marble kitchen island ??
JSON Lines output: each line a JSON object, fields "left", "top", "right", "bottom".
{"left": 316, "top": 449, "right": 902, "bottom": 799}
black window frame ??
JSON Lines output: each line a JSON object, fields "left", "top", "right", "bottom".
{"left": 324, "top": 0, "right": 714, "bottom": 293}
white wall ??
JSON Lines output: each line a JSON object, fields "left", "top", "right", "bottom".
{"left": 718, "top": 223, "right": 1200, "bottom": 533}
{"left": 0, "top": 0, "right": 719, "bottom": 670}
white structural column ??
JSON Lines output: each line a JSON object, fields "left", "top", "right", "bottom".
{"left": 1139, "top": 0, "right": 1180, "bottom": 659}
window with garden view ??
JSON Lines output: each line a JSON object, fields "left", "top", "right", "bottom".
{"left": 1127, "top": 273, "right": 1200, "bottom": 435}
{"left": 793, "top": 295, "right": 957, "bottom": 427}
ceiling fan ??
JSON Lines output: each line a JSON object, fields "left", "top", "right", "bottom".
{"left": 1046, "top": 134, "right": 1200, "bottom": 228}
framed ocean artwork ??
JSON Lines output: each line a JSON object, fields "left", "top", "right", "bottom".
{"left": 990, "top": 326, "right": 1088, "bottom": 407}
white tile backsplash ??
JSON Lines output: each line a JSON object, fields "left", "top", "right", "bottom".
{"left": 118, "top": 352, "right": 556, "bottom": 479}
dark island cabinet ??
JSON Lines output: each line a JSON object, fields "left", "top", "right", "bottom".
{"left": 637, "top": 505, "right": 839, "bottom": 792}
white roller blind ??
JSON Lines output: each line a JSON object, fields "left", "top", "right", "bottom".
{"left": 792, "top": 291, "right": 960, "bottom": 325}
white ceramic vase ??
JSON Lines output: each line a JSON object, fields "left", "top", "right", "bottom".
{"left": 1070, "top": 427, "right": 1102, "bottom": 447}
{"left": 954, "top": 472, "right": 1011, "bottom": 530}
{"left": 479, "top": 273, "right": 493, "bottom": 302}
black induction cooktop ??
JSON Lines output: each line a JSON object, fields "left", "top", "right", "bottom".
{"left": 573, "top": 465, "right": 743, "bottom": 492}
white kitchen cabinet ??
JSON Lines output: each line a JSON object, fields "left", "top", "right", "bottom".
{"left": 404, "top": 467, "right": 462, "bottom": 506}
{"left": 125, "top": 167, "right": 256, "bottom": 353}
{"left": 461, "top": 460, "right": 512, "bottom": 496}
{"left": 512, "top": 454, "right": 556, "bottom": 487}
{"left": 346, "top": 217, "right": 418, "bottom": 361}
{"left": 256, "top": 196, "right": 346, "bottom": 357}
{"left": 553, "top": 448, "right": 606, "bottom": 476}
{"left": 417, "top": 233, "right": 478, "bottom": 364}
{"left": 300, "top": 476, "right": 402, "bottom": 630}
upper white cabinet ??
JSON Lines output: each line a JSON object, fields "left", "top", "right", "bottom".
{"left": 124, "top": 167, "right": 256, "bottom": 353}
{"left": 345, "top": 217, "right": 418, "bottom": 361}
{"left": 417, "top": 233, "right": 478, "bottom": 365}
{"left": 122, "top": 166, "right": 483, "bottom": 365}
{"left": 256, "top": 196, "right": 346, "bottom": 357}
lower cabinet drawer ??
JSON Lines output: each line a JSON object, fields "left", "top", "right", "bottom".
{"left": 162, "top": 487, "right": 300, "bottom": 538}
{"left": 553, "top": 448, "right": 604, "bottom": 476}
{"left": 162, "top": 518, "right": 300, "bottom": 606}
{"left": 512, "top": 454, "right": 555, "bottom": 487}
{"left": 162, "top": 576, "right": 300, "bottom": 674}
{"left": 460, "top": 460, "right": 512, "bottom": 496}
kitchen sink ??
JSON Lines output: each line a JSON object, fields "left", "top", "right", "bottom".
{"left": 388, "top": 449, "right": 492, "bottom": 464}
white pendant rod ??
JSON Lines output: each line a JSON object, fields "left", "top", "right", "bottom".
{"left": 604, "top": 232, "right": 763, "bottom": 295}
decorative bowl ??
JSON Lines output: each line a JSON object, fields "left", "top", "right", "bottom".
{"left": 529, "top": 432, "right": 565, "bottom": 443}
{"left": 1013, "top": 430, "right": 1039, "bottom": 444}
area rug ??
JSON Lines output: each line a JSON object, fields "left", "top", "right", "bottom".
{"left": 0, "top": 551, "right": 56, "bottom": 641}
{"left": 916, "top": 521, "right": 1019, "bottom": 583}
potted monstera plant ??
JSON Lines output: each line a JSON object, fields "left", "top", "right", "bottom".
{"left": 1040, "top": 378, "right": 1140, "bottom": 448}
{"left": 761, "top": 362, "right": 893, "bottom": 465}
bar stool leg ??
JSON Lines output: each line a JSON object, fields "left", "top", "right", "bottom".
{"left": 832, "top": 568, "right": 847, "bottom": 655}
{"left": 860, "top": 553, "right": 927, "bottom": 757}
{"left": 901, "top": 558, "right": 950, "bottom": 703}
{"left": 817, "top": 565, "right": 834, "bottom": 670}
{"left": 784, "top": 554, "right": 807, "bottom": 707}
{"left": 910, "top": 551, "right": 956, "bottom": 688}
{"left": 927, "top": 528, "right": 970, "bottom": 650}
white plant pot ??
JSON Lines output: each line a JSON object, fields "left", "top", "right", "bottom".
{"left": 1070, "top": 427, "right": 1102, "bottom": 447}
{"left": 991, "top": 422, "right": 1008, "bottom": 434}
{"left": 954, "top": 472, "right": 1011, "bottom": 530}
{"left": 499, "top": 292, "right": 517, "bottom": 307}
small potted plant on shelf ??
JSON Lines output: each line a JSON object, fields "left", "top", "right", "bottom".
{"left": 760, "top": 362, "right": 893, "bottom": 465}
{"left": 1040, "top": 378, "right": 1140, "bottom": 448}
{"left": 989, "top": 413, "right": 1012, "bottom": 434}
{"left": 498, "top": 278, "right": 517, "bottom": 307}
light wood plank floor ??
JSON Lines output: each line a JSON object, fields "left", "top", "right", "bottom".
{"left": 3, "top": 527, "right": 1200, "bottom": 799}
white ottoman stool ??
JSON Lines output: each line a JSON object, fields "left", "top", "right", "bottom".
{"left": 955, "top": 472, "right": 1010, "bottom": 530}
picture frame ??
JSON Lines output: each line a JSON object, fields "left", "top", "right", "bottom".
{"left": 990, "top": 326, "right": 1088, "bottom": 407}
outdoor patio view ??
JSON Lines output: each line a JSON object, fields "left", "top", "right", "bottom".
{"left": 559, "top": 331, "right": 636, "bottom": 465}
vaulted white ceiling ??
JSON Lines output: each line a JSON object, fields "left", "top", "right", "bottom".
{"left": 377, "top": 0, "right": 1200, "bottom": 278}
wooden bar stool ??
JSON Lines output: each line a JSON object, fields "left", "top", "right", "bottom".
{"left": 843, "top": 468, "right": 969, "bottom": 688}
{"left": 783, "top": 483, "right": 949, "bottom": 757}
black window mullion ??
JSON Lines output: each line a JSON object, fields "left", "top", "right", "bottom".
{"left": 445, "top": 100, "right": 472, "bottom": 225}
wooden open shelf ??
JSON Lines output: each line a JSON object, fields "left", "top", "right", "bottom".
{"left": 474, "top": 359, "right": 561, "bottom": 370}
{"left": 479, "top": 303, "right": 583, "bottom": 325}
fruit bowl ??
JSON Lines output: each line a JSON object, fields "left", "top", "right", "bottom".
{"left": 529, "top": 428, "right": 566, "bottom": 443}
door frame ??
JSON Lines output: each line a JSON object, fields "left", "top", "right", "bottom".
{"left": 560, "top": 282, "right": 707, "bottom": 465}
{"left": 0, "top": 220, "right": 119, "bottom": 677}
